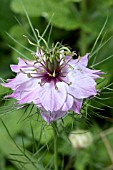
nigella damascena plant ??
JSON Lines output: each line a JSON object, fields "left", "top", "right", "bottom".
{"left": 2, "top": 43, "right": 102, "bottom": 124}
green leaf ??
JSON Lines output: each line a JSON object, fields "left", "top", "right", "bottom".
{"left": 0, "top": 102, "right": 45, "bottom": 170}
{"left": 11, "top": 0, "right": 80, "bottom": 30}
{"left": 0, "top": 0, "right": 16, "bottom": 36}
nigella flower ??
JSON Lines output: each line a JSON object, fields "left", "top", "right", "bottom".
{"left": 2, "top": 43, "right": 102, "bottom": 124}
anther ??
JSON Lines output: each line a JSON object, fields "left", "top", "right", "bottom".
{"left": 55, "top": 85, "right": 58, "bottom": 90}
{"left": 52, "top": 70, "right": 56, "bottom": 77}
{"left": 69, "top": 65, "right": 74, "bottom": 70}
{"left": 27, "top": 73, "right": 31, "bottom": 78}
{"left": 67, "top": 82, "right": 72, "bottom": 86}
{"left": 20, "top": 69, "right": 25, "bottom": 73}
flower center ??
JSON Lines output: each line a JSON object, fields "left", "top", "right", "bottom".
{"left": 46, "top": 57, "right": 58, "bottom": 74}
{"left": 44, "top": 59, "right": 62, "bottom": 82}
{"left": 21, "top": 43, "right": 73, "bottom": 86}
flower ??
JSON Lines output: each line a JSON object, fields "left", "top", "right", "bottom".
{"left": 2, "top": 44, "right": 102, "bottom": 124}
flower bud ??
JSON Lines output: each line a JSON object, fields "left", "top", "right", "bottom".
{"left": 69, "top": 130, "right": 93, "bottom": 149}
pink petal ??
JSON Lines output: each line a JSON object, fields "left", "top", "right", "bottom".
{"left": 2, "top": 74, "right": 27, "bottom": 90}
{"left": 2, "top": 73, "right": 39, "bottom": 91}
{"left": 17, "top": 88, "right": 41, "bottom": 104}
{"left": 76, "top": 66, "right": 103, "bottom": 79}
{"left": 77, "top": 53, "right": 89, "bottom": 66}
{"left": 68, "top": 53, "right": 89, "bottom": 67}
{"left": 10, "top": 58, "right": 26, "bottom": 73}
{"left": 61, "top": 94, "right": 74, "bottom": 111}
{"left": 40, "top": 109, "right": 66, "bottom": 124}
{"left": 72, "top": 99, "right": 83, "bottom": 114}
{"left": 38, "top": 82, "right": 67, "bottom": 112}
{"left": 68, "top": 74, "right": 97, "bottom": 99}
{"left": 6, "top": 84, "right": 41, "bottom": 105}
{"left": 5, "top": 91, "right": 27, "bottom": 100}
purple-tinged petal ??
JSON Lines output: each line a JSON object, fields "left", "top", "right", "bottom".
{"left": 2, "top": 73, "right": 40, "bottom": 91}
{"left": 5, "top": 84, "right": 41, "bottom": 105}
{"left": 40, "top": 109, "right": 51, "bottom": 124}
{"left": 77, "top": 53, "right": 89, "bottom": 66}
{"left": 34, "top": 98, "right": 42, "bottom": 108}
{"left": 73, "top": 66, "right": 103, "bottom": 79}
{"left": 88, "top": 69, "right": 104, "bottom": 79}
{"left": 17, "top": 88, "right": 40, "bottom": 104}
{"left": 61, "top": 94, "right": 73, "bottom": 111}
{"left": 10, "top": 58, "right": 26, "bottom": 73}
{"left": 5, "top": 90, "right": 29, "bottom": 100}
{"left": 68, "top": 74, "right": 97, "bottom": 99}
{"left": 1, "top": 73, "right": 27, "bottom": 90}
{"left": 18, "top": 57, "right": 26, "bottom": 65}
{"left": 2, "top": 74, "right": 27, "bottom": 90}
{"left": 40, "top": 109, "right": 67, "bottom": 124}
{"left": 10, "top": 58, "right": 37, "bottom": 73}
{"left": 38, "top": 82, "right": 67, "bottom": 112}
{"left": 68, "top": 53, "right": 89, "bottom": 67}
{"left": 71, "top": 99, "right": 83, "bottom": 114}
{"left": 10, "top": 65, "right": 20, "bottom": 73}
{"left": 20, "top": 65, "right": 37, "bottom": 74}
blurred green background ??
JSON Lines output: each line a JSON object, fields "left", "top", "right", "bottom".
{"left": 0, "top": 0, "right": 113, "bottom": 169}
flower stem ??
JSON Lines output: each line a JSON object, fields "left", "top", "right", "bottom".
{"left": 52, "top": 123, "right": 58, "bottom": 170}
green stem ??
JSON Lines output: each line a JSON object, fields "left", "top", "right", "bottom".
{"left": 52, "top": 123, "right": 58, "bottom": 170}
